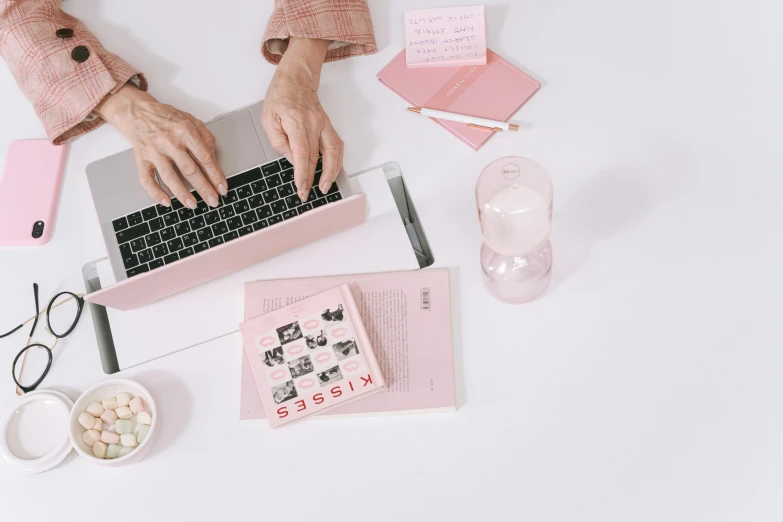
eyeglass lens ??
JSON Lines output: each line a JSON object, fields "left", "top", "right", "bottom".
{"left": 13, "top": 343, "right": 53, "bottom": 392}
{"left": 47, "top": 292, "right": 83, "bottom": 338}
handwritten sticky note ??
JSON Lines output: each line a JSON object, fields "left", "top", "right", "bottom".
{"left": 405, "top": 5, "right": 487, "bottom": 69}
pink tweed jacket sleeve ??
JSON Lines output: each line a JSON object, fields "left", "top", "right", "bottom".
{"left": 262, "top": 0, "right": 376, "bottom": 64}
{"left": 0, "top": 0, "right": 147, "bottom": 144}
{"left": 1, "top": 1, "right": 375, "bottom": 144}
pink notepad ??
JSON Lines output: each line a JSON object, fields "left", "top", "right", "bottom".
{"left": 405, "top": 5, "right": 487, "bottom": 68}
{"left": 239, "top": 284, "right": 386, "bottom": 428}
{"left": 378, "top": 49, "right": 540, "bottom": 151}
{"left": 240, "top": 269, "right": 456, "bottom": 421}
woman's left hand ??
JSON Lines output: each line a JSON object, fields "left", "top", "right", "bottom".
{"left": 261, "top": 38, "right": 343, "bottom": 203}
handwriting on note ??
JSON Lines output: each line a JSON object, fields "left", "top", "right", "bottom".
{"left": 405, "top": 5, "right": 487, "bottom": 69}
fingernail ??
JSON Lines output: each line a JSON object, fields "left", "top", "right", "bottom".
{"left": 186, "top": 198, "right": 197, "bottom": 209}
{"left": 300, "top": 189, "right": 309, "bottom": 203}
{"left": 320, "top": 181, "right": 331, "bottom": 194}
{"left": 207, "top": 195, "right": 219, "bottom": 207}
{"left": 160, "top": 198, "right": 170, "bottom": 207}
{"left": 218, "top": 183, "right": 227, "bottom": 196}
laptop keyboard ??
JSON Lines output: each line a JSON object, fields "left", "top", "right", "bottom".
{"left": 111, "top": 157, "right": 343, "bottom": 279}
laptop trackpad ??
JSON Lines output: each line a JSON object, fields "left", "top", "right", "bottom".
{"left": 212, "top": 110, "right": 268, "bottom": 175}
{"left": 169, "top": 109, "right": 269, "bottom": 194}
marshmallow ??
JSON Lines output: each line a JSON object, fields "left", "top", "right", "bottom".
{"left": 101, "top": 397, "right": 118, "bottom": 410}
{"left": 86, "top": 401, "right": 105, "bottom": 417}
{"left": 100, "top": 430, "right": 120, "bottom": 445}
{"left": 115, "top": 406, "right": 133, "bottom": 420}
{"left": 120, "top": 433, "right": 138, "bottom": 448}
{"left": 137, "top": 424, "right": 151, "bottom": 444}
{"left": 137, "top": 411, "right": 152, "bottom": 426}
{"left": 118, "top": 446, "right": 134, "bottom": 457}
{"left": 100, "top": 409, "right": 118, "bottom": 425}
{"left": 106, "top": 444, "right": 123, "bottom": 459}
{"left": 115, "top": 420, "right": 134, "bottom": 434}
{"left": 91, "top": 418, "right": 103, "bottom": 432}
{"left": 116, "top": 392, "right": 132, "bottom": 407}
{"left": 92, "top": 441, "right": 107, "bottom": 459}
{"left": 82, "top": 429, "right": 101, "bottom": 447}
{"left": 78, "top": 412, "right": 96, "bottom": 430}
{"left": 129, "top": 397, "right": 146, "bottom": 414}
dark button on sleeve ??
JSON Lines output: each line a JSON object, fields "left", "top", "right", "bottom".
{"left": 55, "top": 28, "right": 74, "bottom": 39}
{"left": 71, "top": 45, "right": 90, "bottom": 63}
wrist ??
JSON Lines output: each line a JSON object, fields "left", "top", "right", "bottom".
{"left": 95, "top": 84, "right": 156, "bottom": 128}
{"left": 278, "top": 37, "right": 330, "bottom": 89}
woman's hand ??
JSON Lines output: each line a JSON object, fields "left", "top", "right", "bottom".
{"left": 261, "top": 37, "right": 343, "bottom": 202}
{"left": 96, "top": 84, "right": 227, "bottom": 209}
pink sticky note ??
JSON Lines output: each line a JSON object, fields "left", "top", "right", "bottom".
{"left": 405, "top": 5, "right": 487, "bottom": 69}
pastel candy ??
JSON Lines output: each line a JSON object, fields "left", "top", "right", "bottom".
{"left": 82, "top": 429, "right": 100, "bottom": 447}
{"left": 137, "top": 424, "right": 151, "bottom": 444}
{"left": 120, "top": 433, "right": 137, "bottom": 448}
{"left": 106, "top": 444, "right": 123, "bottom": 459}
{"left": 129, "top": 397, "right": 146, "bottom": 414}
{"left": 115, "top": 419, "right": 134, "bottom": 435}
{"left": 101, "top": 397, "right": 118, "bottom": 410}
{"left": 118, "top": 447, "right": 134, "bottom": 457}
{"left": 100, "top": 409, "right": 118, "bottom": 425}
{"left": 91, "top": 418, "right": 103, "bottom": 432}
{"left": 115, "top": 406, "right": 132, "bottom": 420}
{"left": 116, "top": 392, "right": 132, "bottom": 407}
{"left": 137, "top": 411, "right": 152, "bottom": 426}
{"left": 92, "top": 441, "right": 107, "bottom": 459}
{"left": 78, "top": 412, "right": 96, "bottom": 430}
{"left": 86, "top": 402, "right": 104, "bottom": 417}
{"left": 100, "top": 430, "right": 120, "bottom": 445}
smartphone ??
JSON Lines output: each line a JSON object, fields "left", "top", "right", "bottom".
{"left": 0, "top": 139, "right": 68, "bottom": 246}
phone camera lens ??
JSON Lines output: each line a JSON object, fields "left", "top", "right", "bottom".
{"left": 31, "top": 221, "right": 45, "bottom": 239}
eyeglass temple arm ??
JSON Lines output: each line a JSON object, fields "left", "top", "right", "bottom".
{"left": 0, "top": 324, "right": 24, "bottom": 339}
{"left": 30, "top": 283, "right": 40, "bottom": 338}
{"left": 0, "top": 283, "right": 39, "bottom": 338}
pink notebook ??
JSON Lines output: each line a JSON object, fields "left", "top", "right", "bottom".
{"left": 240, "top": 269, "right": 455, "bottom": 421}
{"left": 378, "top": 49, "right": 540, "bottom": 151}
{"left": 239, "top": 284, "right": 386, "bottom": 428}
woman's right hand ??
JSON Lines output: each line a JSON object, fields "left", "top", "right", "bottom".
{"left": 95, "top": 84, "right": 227, "bottom": 209}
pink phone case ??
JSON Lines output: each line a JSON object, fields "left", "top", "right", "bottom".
{"left": 0, "top": 140, "right": 68, "bottom": 246}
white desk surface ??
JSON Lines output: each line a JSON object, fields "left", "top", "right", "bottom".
{"left": 1, "top": 0, "right": 781, "bottom": 520}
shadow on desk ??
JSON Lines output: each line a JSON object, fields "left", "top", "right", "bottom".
{"left": 131, "top": 370, "right": 192, "bottom": 459}
{"left": 76, "top": 0, "right": 223, "bottom": 120}
{"left": 550, "top": 168, "right": 671, "bottom": 291}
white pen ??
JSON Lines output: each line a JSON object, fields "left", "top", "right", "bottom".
{"left": 407, "top": 107, "right": 519, "bottom": 132}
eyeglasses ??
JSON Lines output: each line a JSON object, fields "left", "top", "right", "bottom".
{"left": 0, "top": 283, "right": 84, "bottom": 395}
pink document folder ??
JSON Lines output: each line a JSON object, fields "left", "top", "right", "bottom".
{"left": 378, "top": 49, "right": 540, "bottom": 151}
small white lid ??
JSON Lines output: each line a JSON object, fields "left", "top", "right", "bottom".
{"left": 0, "top": 390, "right": 73, "bottom": 474}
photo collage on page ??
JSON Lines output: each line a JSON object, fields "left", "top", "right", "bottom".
{"left": 257, "top": 302, "right": 368, "bottom": 405}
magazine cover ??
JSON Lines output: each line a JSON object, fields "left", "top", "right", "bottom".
{"left": 239, "top": 283, "right": 386, "bottom": 428}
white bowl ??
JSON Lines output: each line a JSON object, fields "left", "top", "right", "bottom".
{"left": 68, "top": 379, "right": 158, "bottom": 466}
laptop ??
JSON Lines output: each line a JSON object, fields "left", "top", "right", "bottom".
{"left": 84, "top": 101, "right": 366, "bottom": 311}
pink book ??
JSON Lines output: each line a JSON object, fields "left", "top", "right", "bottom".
{"left": 240, "top": 269, "right": 455, "bottom": 421}
{"left": 378, "top": 49, "right": 540, "bottom": 151}
{"left": 239, "top": 284, "right": 386, "bottom": 428}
